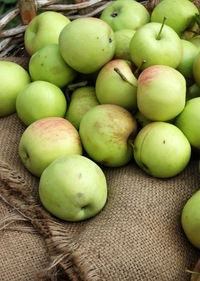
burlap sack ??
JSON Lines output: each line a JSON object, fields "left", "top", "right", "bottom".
{"left": 0, "top": 102, "right": 200, "bottom": 280}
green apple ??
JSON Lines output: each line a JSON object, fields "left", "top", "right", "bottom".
{"left": 193, "top": 53, "right": 200, "bottom": 87}
{"left": 16, "top": 81, "right": 67, "bottom": 126}
{"left": 187, "top": 83, "right": 200, "bottom": 100}
{"left": 137, "top": 65, "right": 186, "bottom": 121}
{"left": 65, "top": 87, "right": 99, "bottom": 130}
{"left": 177, "top": 40, "right": 198, "bottom": 79}
{"left": 29, "top": 44, "right": 77, "bottom": 88}
{"left": 181, "top": 190, "right": 200, "bottom": 249}
{"left": 151, "top": 0, "right": 199, "bottom": 36}
{"left": 39, "top": 155, "right": 107, "bottom": 221}
{"left": 182, "top": 22, "right": 199, "bottom": 40}
{"left": 133, "top": 122, "right": 191, "bottom": 178}
{"left": 175, "top": 97, "right": 200, "bottom": 150}
{"left": 95, "top": 59, "right": 137, "bottom": 112}
{"left": 100, "top": 0, "right": 150, "bottom": 32}
{"left": 0, "top": 61, "right": 30, "bottom": 117}
{"left": 79, "top": 104, "right": 137, "bottom": 167}
{"left": 19, "top": 117, "right": 82, "bottom": 177}
{"left": 134, "top": 111, "right": 151, "bottom": 128}
{"left": 114, "top": 29, "right": 135, "bottom": 60}
{"left": 59, "top": 17, "right": 115, "bottom": 74}
{"left": 25, "top": 11, "right": 70, "bottom": 55}
{"left": 129, "top": 22, "right": 183, "bottom": 70}
{"left": 190, "top": 35, "right": 200, "bottom": 51}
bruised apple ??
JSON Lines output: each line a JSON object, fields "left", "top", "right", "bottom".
{"left": 39, "top": 155, "right": 107, "bottom": 221}
{"left": 19, "top": 117, "right": 82, "bottom": 177}
{"left": 79, "top": 104, "right": 137, "bottom": 167}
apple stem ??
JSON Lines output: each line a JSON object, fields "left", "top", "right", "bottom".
{"left": 187, "top": 30, "right": 199, "bottom": 35}
{"left": 67, "top": 81, "right": 88, "bottom": 91}
{"left": 156, "top": 16, "right": 167, "bottom": 40}
{"left": 186, "top": 269, "right": 200, "bottom": 275}
{"left": 114, "top": 67, "right": 137, "bottom": 88}
{"left": 134, "top": 60, "right": 147, "bottom": 76}
{"left": 128, "top": 139, "right": 136, "bottom": 150}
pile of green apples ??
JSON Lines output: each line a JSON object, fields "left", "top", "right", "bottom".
{"left": 1, "top": 0, "right": 200, "bottom": 249}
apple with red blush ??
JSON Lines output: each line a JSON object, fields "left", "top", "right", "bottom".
{"left": 137, "top": 65, "right": 186, "bottom": 121}
{"left": 19, "top": 117, "right": 82, "bottom": 177}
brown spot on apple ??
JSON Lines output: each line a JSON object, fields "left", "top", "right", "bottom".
{"left": 76, "top": 192, "right": 83, "bottom": 198}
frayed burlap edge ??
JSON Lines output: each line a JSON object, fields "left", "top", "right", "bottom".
{"left": 0, "top": 159, "right": 100, "bottom": 281}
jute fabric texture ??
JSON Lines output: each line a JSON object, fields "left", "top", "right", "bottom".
{"left": 0, "top": 111, "right": 199, "bottom": 281}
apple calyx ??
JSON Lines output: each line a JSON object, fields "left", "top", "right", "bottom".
{"left": 111, "top": 11, "right": 118, "bottom": 18}
{"left": 114, "top": 67, "right": 137, "bottom": 88}
{"left": 134, "top": 59, "right": 147, "bottom": 77}
{"left": 156, "top": 16, "right": 167, "bottom": 40}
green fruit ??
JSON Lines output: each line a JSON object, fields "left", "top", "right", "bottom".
{"left": 59, "top": 17, "right": 115, "bottom": 74}
{"left": 29, "top": 44, "right": 77, "bottom": 88}
{"left": 39, "top": 155, "right": 107, "bottom": 221}
{"left": 100, "top": 0, "right": 150, "bottom": 31}
{"left": 0, "top": 61, "right": 30, "bottom": 117}
{"left": 182, "top": 190, "right": 200, "bottom": 249}
{"left": 65, "top": 87, "right": 99, "bottom": 129}
{"left": 16, "top": 81, "right": 67, "bottom": 126}
{"left": 175, "top": 97, "right": 200, "bottom": 150}
{"left": 187, "top": 84, "right": 200, "bottom": 100}
{"left": 177, "top": 40, "right": 198, "bottom": 79}
{"left": 79, "top": 104, "right": 137, "bottom": 167}
{"left": 129, "top": 22, "right": 182, "bottom": 70}
{"left": 137, "top": 65, "right": 186, "bottom": 121}
{"left": 190, "top": 35, "right": 200, "bottom": 51}
{"left": 19, "top": 117, "right": 82, "bottom": 177}
{"left": 95, "top": 59, "right": 138, "bottom": 112}
{"left": 151, "top": 0, "right": 199, "bottom": 36}
{"left": 25, "top": 11, "right": 70, "bottom": 55}
{"left": 134, "top": 111, "right": 151, "bottom": 128}
{"left": 133, "top": 122, "right": 191, "bottom": 178}
{"left": 114, "top": 29, "right": 136, "bottom": 60}
{"left": 193, "top": 53, "right": 200, "bottom": 88}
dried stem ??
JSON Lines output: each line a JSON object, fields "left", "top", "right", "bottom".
{"left": 114, "top": 67, "right": 137, "bottom": 88}
{"left": 0, "top": 8, "right": 19, "bottom": 30}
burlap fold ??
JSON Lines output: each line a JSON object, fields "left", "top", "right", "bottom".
{"left": 0, "top": 111, "right": 199, "bottom": 281}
